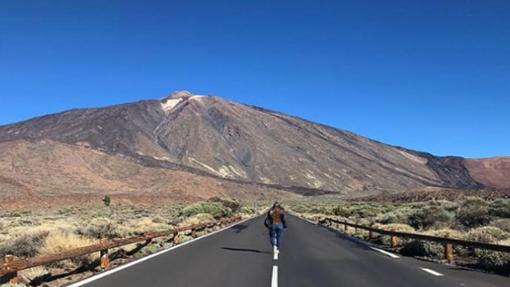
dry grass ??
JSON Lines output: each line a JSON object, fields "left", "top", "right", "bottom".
{"left": 0, "top": 199, "right": 254, "bottom": 286}
{"left": 40, "top": 230, "right": 96, "bottom": 255}
{"left": 179, "top": 213, "right": 215, "bottom": 226}
{"left": 424, "top": 228, "right": 464, "bottom": 239}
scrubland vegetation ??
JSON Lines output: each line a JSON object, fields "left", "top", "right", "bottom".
{"left": 0, "top": 197, "right": 256, "bottom": 286}
{"left": 289, "top": 197, "right": 510, "bottom": 275}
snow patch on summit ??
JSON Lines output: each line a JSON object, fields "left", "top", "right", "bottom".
{"left": 161, "top": 98, "right": 183, "bottom": 112}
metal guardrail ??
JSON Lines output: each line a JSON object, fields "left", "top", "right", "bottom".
{"left": 1, "top": 216, "right": 242, "bottom": 284}
{"left": 319, "top": 217, "right": 510, "bottom": 263}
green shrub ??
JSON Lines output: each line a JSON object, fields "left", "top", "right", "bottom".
{"left": 457, "top": 197, "right": 490, "bottom": 227}
{"left": 289, "top": 204, "right": 309, "bottom": 214}
{"left": 333, "top": 206, "right": 352, "bottom": 217}
{"left": 102, "top": 195, "right": 111, "bottom": 207}
{"left": 207, "top": 197, "right": 241, "bottom": 213}
{"left": 400, "top": 240, "right": 444, "bottom": 258}
{"left": 181, "top": 202, "right": 232, "bottom": 219}
{"left": 474, "top": 247, "right": 510, "bottom": 275}
{"left": 354, "top": 203, "right": 390, "bottom": 218}
{"left": 489, "top": 199, "right": 510, "bottom": 218}
{"left": 377, "top": 207, "right": 413, "bottom": 224}
{"left": 0, "top": 231, "right": 49, "bottom": 257}
{"left": 408, "top": 205, "right": 454, "bottom": 229}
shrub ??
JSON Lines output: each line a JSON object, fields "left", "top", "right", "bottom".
{"left": 466, "top": 226, "right": 510, "bottom": 242}
{"left": 207, "top": 197, "right": 241, "bottom": 213}
{"left": 102, "top": 195, "right": 111, "bottom": 207}
{"left": 425, "top": 228, "right": 464, "bottom": 240}
{"left": 0, "top": 231, "right": 49, "bottom": 257}
{"left": 474, "top": 239, "right": 510, "bottom": 275}
{"left": 457, "top": 197, "right": 490, "bottom": 227}
{"left": 240, "top": 206, "right": 256, "bottom": 215}
{"left": 373, "top": 223, "right": 415, "bottom": 233}
{"left": 491, "top": 219, "right": 510, "bottom": 233}
{"left": 40, "top": 230, "right": 96, "bottom": 266}
{"left": 332, "top": 206, "right": 352, "bottom": 217}
{"left": 377, "top": 209, "right": 412, "bottom": 224}
{"left": 180, "top": 213, "right": 215, "bottom": 226}
{"left": 401, "top": 240, "right": 444, "bottom": 258}
{"left": 349, "top": 203, "right": 389, "bottom": 219}
{"left": 400, "top": 228, "right": 465, "bottom": 259}
{"left": 181, "top": 202, "right": 232, "bottom": 219}
{"left": 408, "top": 205, "right": 454, "bottom": 229}
{"left": 489, "top": 199, "right": 510, "bottom": 218}
{"left": 76, "top": 218, "right": 119, "bottom": 239}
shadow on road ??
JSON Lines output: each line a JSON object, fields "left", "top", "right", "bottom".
{"left": 221, "top": 247, "right": 272, "bottom": 254}
{"left": 231, "top": 224, "right": 249, "bottom": 233}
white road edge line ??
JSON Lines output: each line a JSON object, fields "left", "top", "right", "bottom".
{"left": 370, "top": 247, "right": 400, "bottom": 258}
{"left": 66, "top": 216, "right": 257, "bottom": 287}
{"left": 271, "top": 265, "right": 278, "bottom": 287}
{"left": 420, "top": 268, "right": 444, "bottom": 276}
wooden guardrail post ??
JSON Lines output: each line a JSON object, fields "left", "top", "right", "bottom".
{"left": 172, "top": 232, "right": 178, "bottom": 244}
{"left": 100, "top": 249, "right": 109, "bottom": 269}
{"left": 344, "top": 223, "right": 348, "bottom": 232}
{"left": 390, "top": 230, "right": 398, "bottom": 248}
{"left": 368, "top": 223, "right": 374, "bottom": 239}
{"left": 444, "top": 243, "right": 454, "bottom": 264}
{"left": 4, "top": 255, "right": 20, "bottom": 284}
{"left": 191, "top": 228, "right": 197, "bottom": 238}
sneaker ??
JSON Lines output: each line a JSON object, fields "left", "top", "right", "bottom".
{"left": 273, "top": 246, "right": 277, "bottom": 254}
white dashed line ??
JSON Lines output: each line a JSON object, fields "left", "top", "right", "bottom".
{"left": 420, "top": 268, "right": 444, "bottom": 276}
{"left": 370, "top": 247, "right": 400, "bottom": 258}
{"left": 271, "top": 265, "right": 278, "bottom": 287}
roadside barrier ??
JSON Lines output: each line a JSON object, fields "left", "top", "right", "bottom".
{"left": 0, "top": 216, "right": 242, "bottom": 284}
{"left": 319, "top": 217, "right": 510, "bottom": 263}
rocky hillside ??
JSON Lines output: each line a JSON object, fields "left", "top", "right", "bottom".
{"left": 0, "top": 91, "right": 508, "bottom": 206}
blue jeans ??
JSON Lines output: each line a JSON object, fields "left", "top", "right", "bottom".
{"left": 270, "top": 223, "right": 284, "bottom": 248}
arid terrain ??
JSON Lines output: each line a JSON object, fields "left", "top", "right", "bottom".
{"left": 0, "top": 198, "right": 259, "bottom": 286}
{"left": 0, "top": 91, "right": 509, "bottom": 208}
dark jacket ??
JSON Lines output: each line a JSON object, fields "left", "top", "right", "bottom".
{"left": 264, "top": 207, "right": 287, "bottom": 229}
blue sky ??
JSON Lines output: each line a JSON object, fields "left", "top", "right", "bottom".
{"left": 1, "top": 1, "right": 509, "bottom": 158}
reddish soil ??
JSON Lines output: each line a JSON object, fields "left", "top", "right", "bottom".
{"left": 464, "top": 157, "right": 510, "bottom": 189}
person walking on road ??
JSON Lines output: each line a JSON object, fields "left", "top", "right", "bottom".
{"left": 264, "top": 202, "right": 287, "bottom": 255}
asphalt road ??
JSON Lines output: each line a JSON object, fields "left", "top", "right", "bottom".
{"left": 73, "top": 215, "right": 509, "bottom": 287}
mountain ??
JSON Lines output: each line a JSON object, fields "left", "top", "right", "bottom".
{"left": 0, "top": 91, "right": 508, "bottom": 207}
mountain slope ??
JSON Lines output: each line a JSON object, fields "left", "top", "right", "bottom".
{"left": 0, "top": 139, "right": 297, "bottom": 208}
{"left": 0, "top": 91, "right": 504, "bottom": 200}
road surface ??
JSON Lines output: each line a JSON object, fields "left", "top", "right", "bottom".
{"left": 72, "top": 215, "right": 509, "bottom": 287}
